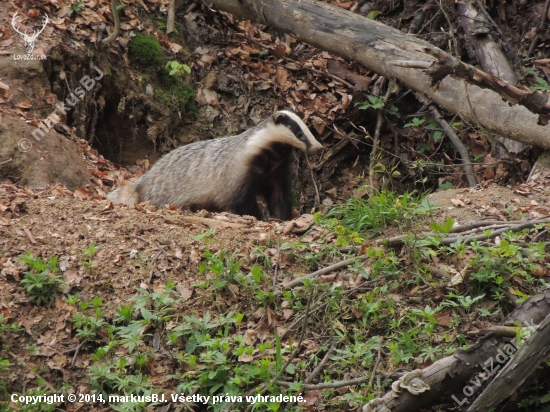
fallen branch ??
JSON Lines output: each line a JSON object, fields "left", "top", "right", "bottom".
{"left": 102, "top": 0, "right": 122, "bottom": 45}
{"left": 425, "top": 47, "right": 550, "bottom": 116}
{"left": 468, "top": 312, "right": 550, "bottom": 412}
{"left": 166, "top": 0, "right": 176, "bottom": 34}
{"left": 304, "top": 342, "right": 337, "bottom": 384}
{"left": 376, "top": 217, "right": 550, "bottom": 247}
{"left": 283, "top": 255, "right": 368, "bottom": 289}
{"left": 369, "top": 81, "right": 392, "bottom": 191}
{"left": 430, "top": 106, "right": 477, "bottom": 187}
{"left": 472, "top": 0, "right": 518, "bottom": 70}
{"left": 277, "top": 376, "right": 370, "bottom": 390}
{"left": 361, "top": 289, "right": 550, "bottom": 412}
{"left": 205, "top": 0, "right": 550, "bottom": 149}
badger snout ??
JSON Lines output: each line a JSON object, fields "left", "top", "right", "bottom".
{"left": 307, "top": 141, "right": 323, "bottom": 155}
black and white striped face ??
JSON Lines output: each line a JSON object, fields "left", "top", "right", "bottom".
{"left": 270, "top": 110, "right": 323, "bottom": 155}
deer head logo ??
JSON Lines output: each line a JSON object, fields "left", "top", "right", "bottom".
{"left": 11, "top": 12, "right": 49, "bottom": 54}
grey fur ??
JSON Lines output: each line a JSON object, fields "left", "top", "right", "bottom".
{"left": 106, "top": 110, "right": 322, "bottom": 219}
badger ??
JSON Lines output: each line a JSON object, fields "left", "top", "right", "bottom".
{"left": 106, "top": 110, "right": 323, "bottom": 220}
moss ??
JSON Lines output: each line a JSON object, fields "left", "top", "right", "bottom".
{"left": 129, "top": 33, "right": 163, "bottom": 67}
{"left": 155, "top": 67, "right": 197, "bottom": 117}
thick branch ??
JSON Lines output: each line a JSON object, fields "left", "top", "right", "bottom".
{"left": 430, "top": 106, "right": 477, "bottom": 187}
{"left": 468, "top": 312, "right": 550, "bottom": 412}
{"left": 102, "top": 0, "right": 121, "bottom": 45}
{"left": 205, "top": 0, "right": 550, "bottom": 149}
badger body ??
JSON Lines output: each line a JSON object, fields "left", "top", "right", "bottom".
{"left": 106, "top": 110, "right": 323, "bottom": 220}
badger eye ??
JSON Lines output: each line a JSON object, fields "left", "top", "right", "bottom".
{"left": 296, "top": 131, "right": 304, "bottom": 139}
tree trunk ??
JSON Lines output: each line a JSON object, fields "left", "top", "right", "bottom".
{"left": 205, "top": 0, "right": 550, "bottom": 149}
{"left": 458, "top": 0, "right": 525, "bottom": 155}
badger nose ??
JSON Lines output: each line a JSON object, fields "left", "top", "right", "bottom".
{"left": 308, "top": 142, "right": 323, "bottom": 155}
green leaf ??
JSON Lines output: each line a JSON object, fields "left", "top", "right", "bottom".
{"left": 432, "top": 131, "right": 443, "bottom": 142}
{"left": 367, "top": 10, "right": 380, "bottom": 19}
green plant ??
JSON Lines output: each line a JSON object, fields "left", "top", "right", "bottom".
{"left": 129, "top": 33, "right": 163, "bottom": 66}
{"left": 442, "top": 293, "right": 485, "bottom": 312}
{"left": 68, "top": 1, "right": 86, "bottom": 16}
{"left": 468, "top": 237, "right": 545, "bottom": 295}
{"left": 530, "top": 77, "right": 550, "bottom": 92}
{"left": 82, "top": 242, "right": 96, "bottom": 272}
{"left": 324, "top": 190, "right": 430, "bottom": 235}
{"left": 404, "top": 117, "right": 425, "bottom": 128}
{"left": 439, "top": 181, "right": 454, "bottom": 190}
{"left": 155, "top": 66, "right": 197, "bottom": 115}
{"left": 355, "top": 95, "right": 399, "bottom": 116}
{"left": 355, "top": 95, "right": 384, "bottom": 110}
{"left": 18, "top": 253, "right": 62, "bottom": 305}
{"left": 165, "top": 60, "right": 191, "bottom": 78}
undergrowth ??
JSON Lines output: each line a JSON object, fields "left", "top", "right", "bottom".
{"left": 4, "top": 191, "right": 550, "bottom": 411}
{"left": 324, "top": 190, "right": 433, "bottom": 235}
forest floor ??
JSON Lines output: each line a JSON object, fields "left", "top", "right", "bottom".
{"left": 1, "top": 0, "right": 550, "bottom": 411}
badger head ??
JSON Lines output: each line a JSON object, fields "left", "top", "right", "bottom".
{"left": 268, "top": 110, "right": 323, "bottom": 155}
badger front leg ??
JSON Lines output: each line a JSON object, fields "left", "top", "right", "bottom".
{"left": 231, "top": 183, "right": 263, "bottom": 220}
{"left": 263, "top": 172, "right": 293, "bottom": 221}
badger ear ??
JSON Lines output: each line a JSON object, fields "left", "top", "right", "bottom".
{"left": 273, "top": 112, "right": 287, "bottom": 125}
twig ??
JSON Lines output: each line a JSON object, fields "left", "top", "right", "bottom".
{"left": 467, "top": 325, "right": 522, "bottom": 337}
{"left": 272, "top": 235, "right": 280, "bottom": 288}
{"left": 417, "top": 9, "right": 441, "bottom": 35}
{"left": 439, "top": 218, "right": 550, "bottom": 245}
{"left": 368, "top": 338, "right": 383, "bottom": 390}
{"left": 304, "top": 343, "right": 337, "bottom": 384}
{"left": 532, "top": 228, "right": 549, "bottom": 242}
{"left": 430, "top": 106, "right": 477, "bottom": 187}
{"left": 528, "top": 0, "right": 550, "bottom": 56}
{"left": 155, "top": 241, "right": 168, "bottom": 255}
{"left": 369, "top": 82, "right": 391, "bottom": 191}
{"left": 377, "top": 218, "right": 550, "bottom": 247}
{"left": 0, "top": 158, "right": 13, "bottom": 165}
{"left": 283, "top": 255, "right": 368, "bottom": 289}
{"left": 166, "top": 0, "right": 176, "bottom": 34}
{"left": 135, "top": 235, "right": 150, "bottom": 244}
{"left": 277, "top": 376, "right": 370, "bottom": 390}
{"left": 407, "top": 6, "right": 427, "bottom": 35}
{"left": 281, "top": 302, "right": 328, "bottom": 339}
{"left": 448, "top": 223, "right": 513, "bottom": 236}
{"left": 23, "top": 226, "right": 36, "bottom": 244}
{"left": 305, "top": 156, "right": 321, "bottom": 207}
{"left": 102, "top": 0, "right": 122, "bottom": 45}
{"left": 436, "top": 0, "right": 458, "bottom": 56}
{"left": 147, "top": 250, "right": 163, "bottom": 283}
{"left": 449, "top": 220, "right": 523, "bottom": 233}
{"left": 71, "top": 340, "right": 87, "bottom": 366}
